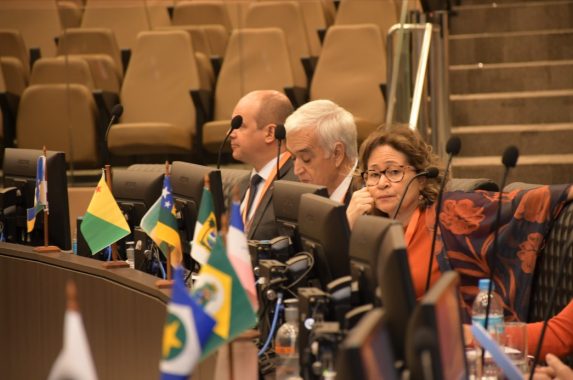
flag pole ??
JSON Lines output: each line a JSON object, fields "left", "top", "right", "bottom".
{"left": 156, "top": 161, "right": 175, "bottom": 289}
{"left": 102, "top": 164, "right": 129, "bottom": 269}
{"left": 165, "top": 161, "right": 172, "bottom": 280}
{"left": 34, "top": 146, "right": 60, "bottom": 253}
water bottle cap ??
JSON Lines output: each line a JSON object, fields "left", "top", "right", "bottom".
{"left": 478, "top": 278, "right": 492, "bottom": 291}
{"left": 284, "top": 298, "right": 299, "bottom": 322}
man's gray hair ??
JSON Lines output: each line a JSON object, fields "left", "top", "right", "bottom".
{"left": 284, "top": 99, "right": 358, "bottom": 161}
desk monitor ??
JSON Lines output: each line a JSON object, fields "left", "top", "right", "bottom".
{"left": 170, "top": 161, "right": 224, "bottom": 269}
{"left": 112, "top": 168, "right": 163, "bottom": 234}
{"left": 349, "top": 215, "right": 400, "bottom": 306}
{"left": 273, "top": 180, "right": 328, "bottom": 254}
{"left": 2, "top": 148, "right": 70, "bottom": 250}
{"left": 375, "top": 220, "right": 417, "bottom": 363}
{"left": 298, "top": 193, "right": 351, "bottom": 288}
{"left": 336, "top": 308, "right": 399, "bottom": 380}
{"left": 406, "top": 271, "right": 468, "bottom": 380}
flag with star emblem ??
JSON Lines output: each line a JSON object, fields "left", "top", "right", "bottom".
{"left": 80, "top": 172, "right": 130, "bottom": 254}
{"left": 190, "top": 185, "right": 217, "bottom": 265}
{"left": 160, "top": 266, "right": 215, "bottom": 380}
{"left": 192, "top": 235, "right": 257, "bottom": 358}
{"left": 141, "top": 175, "right": 183, "bottom": 266}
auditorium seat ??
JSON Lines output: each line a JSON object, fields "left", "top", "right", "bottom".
{"left": 106, "top": 30, "right": 206, "bottom": 158}
{"left": 246, "top": 2, "right": 312, "bottom": 87}
{"left": 200, "top": 28, "right": 299, "bottom": 155}
{"left": 0, "top": 1, "right": 62, "bottom": 59}
{"left": 57, "top": 28, "right": 123, "bottom": 96}
{"left": 172, "top": 1, "right": 233, "bottom": 34}
{"left": 259, "top": 0, "right": 332, "bottom": 57}
{"left": 16, "top": 83, "right": 101, "bottom": 167}
{"left": 0, "top": 65, "right": 11, "bottom": 150}
{"left": 57, "top": 0, "right": 84, "bottom": 29}
{"left": 0, "top": 29, "right": 31, "bottom": 79}
{"left": 156, "top": 24, "right": 229, "bottom": 59}
{"left": 30, "top": 56, "right": 95, "bottom": 89}
{"left": 334, "top": 0, "right": 398, "bottom": 37}
{"left": 529, "top": 198, "right": 573, "bottom": 323}
{"left": 310, "top": 24, "right": 386, "bottom": 145}
{"left": 81, "top": 0, "right": 171, "bottom": 51}
{"left": 222, "top": 0, "right": 253, "bottom": 30}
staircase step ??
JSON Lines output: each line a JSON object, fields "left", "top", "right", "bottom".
{"left": 451, "top": 90, "right": 573, "bottom": 126}
{"left": 452, "top": 154, "right": 573, "bottom": 185}
{"left": 450, "top": 60, "right": 573, "bottom": 94}
{"left": 451, "top": 1, "right": 573, "bottom": 35}
{"left": 450, "top": 29, "right": 573, "bottom": 65}
{"left": 452, "top": 123, "right": 573, "bottom": 156}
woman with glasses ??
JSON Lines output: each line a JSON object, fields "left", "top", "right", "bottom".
{"left": 346, "top": 125, "right": 573, "bottom": 359}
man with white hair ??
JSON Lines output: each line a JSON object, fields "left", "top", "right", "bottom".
{"left": 284, "top": 99, "right": 359, "bottom": 205}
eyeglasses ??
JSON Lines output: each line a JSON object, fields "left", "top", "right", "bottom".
{"left": 361, "top": 165, "right": 416, "bottom": 186}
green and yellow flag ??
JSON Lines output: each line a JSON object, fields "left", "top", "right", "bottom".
{"left": 192, "top": 235, "right": 257, "bottom": 358}
{"left": 190, "top": 186, "right": 217, "bottom": 265}
{"left": 140, "top": 175, "right": 182, "bottom": 266}
{"left": 80, "top": 173, "right": 130, "bottom": 254}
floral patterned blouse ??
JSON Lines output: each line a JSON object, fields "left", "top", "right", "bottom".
{"left": 434, "top": 184, "right": 572, "bottom": 322}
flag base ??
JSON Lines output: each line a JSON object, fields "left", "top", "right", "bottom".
{"left": 33, "top": 245, "right": 61, "bottom": 253}
{"left": 102, "top": 260, "right": 130, "bottom": 269}
{"left": 155, "top": 279, "right": 174, "bottom": 289}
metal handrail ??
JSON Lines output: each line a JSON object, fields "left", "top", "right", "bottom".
{"left": 384, "top": 12, "right": 452, "bottom": 159}
{"left": 384, "top": 0, "right": 412, "bottom": 128}
{"left": 409, "top": 23, "right": 433, "bottom": 130}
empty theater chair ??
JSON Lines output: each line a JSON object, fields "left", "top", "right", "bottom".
{"left": 200, "top": 28, "right": 300, "bottom": 155}
{"left": 310, "top": 24, "right": 387, "bottom": 144}
{"left": 106, "top": 30, "right": 207, "bottom": 159}
{"left": 17, "top": 83, "right": 101, "bottom": 167}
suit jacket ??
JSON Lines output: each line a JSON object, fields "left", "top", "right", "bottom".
{"left": 239, "top": 158, "right": 297, "bottom": 241}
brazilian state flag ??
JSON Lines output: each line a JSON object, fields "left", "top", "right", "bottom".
{"left": 192, "top": 235, "right": 257, "bottom": 357}
{"left": 160, "top": 267, "right": 215, "bottom": 379}
{"left": 141, "top": 175, "right": 182, "bottom": 266}
{"left": 190, "top": 186, "right": 217, "bottom": 265}
{"left": 80, "top": 172, "right": 130, "bottom": 254}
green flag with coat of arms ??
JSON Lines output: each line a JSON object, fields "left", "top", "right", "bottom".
{"left": 192, "top": 234, "right": 257, "bottom": 358}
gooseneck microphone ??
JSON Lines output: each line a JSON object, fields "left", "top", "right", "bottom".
{"left": 104, "top": 104, "right": 124, "bottom": 145}
{"left": 424, "top": 136, "right": 462, "bottom": 293}
{"left": 482, "top": 145, "right": 519, "bottom": 366}
{"left": 274, "top": 124, "right": 286, "bottom": 181}
{"left": 391, "top": 167, "right": 439, "bottom": 220}
{"left": 529, "top": 238, "right": 573, "bottom": 380}
{"left": 217, "top": 115, "right": 243, "bottom": 169}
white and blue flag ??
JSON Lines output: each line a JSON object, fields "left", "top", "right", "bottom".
{"left": 160, "top": 266, "right": 215, "bottom": 380}
{"left": 26, "top": 154, "right": 47, "bottom": 232}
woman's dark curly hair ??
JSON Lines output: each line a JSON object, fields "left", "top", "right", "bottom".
{"left": 359, "top": 125, "right": 446, "bottom": 209}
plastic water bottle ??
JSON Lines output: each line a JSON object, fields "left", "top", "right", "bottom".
{"left": 472, "top": 278, "right": 505, "bottom": 378}
{"left": 72, "top": 230, "right": 78, "bottom": 255}
{"left": 275, "top": 299, "right": 300, "bottom": 380}
{"left": 125, "top": 241, "right": 135, "bottom": 269}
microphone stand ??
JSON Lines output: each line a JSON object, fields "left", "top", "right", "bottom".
{"left": 391, "top": 168, "right": 438, "bottom": 220}
{"left": 425, "top": 137, "right": 461, "bottom": 293}
{"left": 481, "top": 145, "right": 519, "bottom": 368}
{"left": 217, "top": 115, "right": 243, "bottom": 169}
{"left": 274, "top": 124, "right": 286, "bottom": 181}
{"left": 528, "top": 238, "right": 573, "bottom": 380}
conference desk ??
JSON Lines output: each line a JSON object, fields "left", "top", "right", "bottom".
{"left": 0, "top": 243, "right": 226, "bottom": 379}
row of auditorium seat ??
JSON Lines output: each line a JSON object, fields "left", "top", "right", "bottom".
{"left": 0, "top": 0, "right": 419, "bottom": 168}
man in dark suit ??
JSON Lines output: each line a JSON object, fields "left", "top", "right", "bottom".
{"left": 284, "top": 99, "right": 359, "bottom": 207}
{"left": 230, "top": 90, "right": 297, "bottom": 241}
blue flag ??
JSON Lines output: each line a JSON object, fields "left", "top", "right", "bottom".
{"left": 26, "top": 155, "right": 47, "bottom": 232}
{"left": 160, "top": 267, "right": 215, "bottom": 379}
